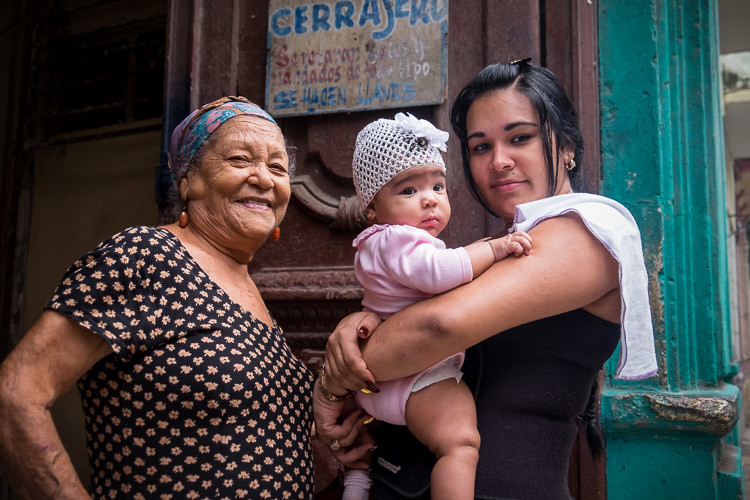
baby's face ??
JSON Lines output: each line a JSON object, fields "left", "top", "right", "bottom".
{"left": 369, "top": 165, "right": 451, "bottom": 237}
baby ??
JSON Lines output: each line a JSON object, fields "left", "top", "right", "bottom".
{"left": 343, "top": 113, "right": 532, "bottom": 499}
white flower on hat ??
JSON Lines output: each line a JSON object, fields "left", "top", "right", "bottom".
{"left": 394, "top": 112, "right": 449, "bottom": 152}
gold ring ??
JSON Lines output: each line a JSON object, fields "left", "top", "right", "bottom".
{"left": 330, "top": 439, "right": 340, "bottom": 451}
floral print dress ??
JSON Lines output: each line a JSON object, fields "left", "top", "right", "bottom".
{"left": 47, "top": 226, "right": 314, "bottom": 499}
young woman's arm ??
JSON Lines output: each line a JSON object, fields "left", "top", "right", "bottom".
{"left": 330, "top": 215, "right": 619, "bottom": 387}
{"left": 0, "top": 311, "right": 113, "bottom": 499}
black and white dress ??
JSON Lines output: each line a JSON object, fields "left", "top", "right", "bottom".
{"left": 47, "top": 226, "right": 314, "bottom": 500}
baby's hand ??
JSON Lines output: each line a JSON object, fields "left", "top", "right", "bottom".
{"left": 488, "top": 231, "right": 532, "bottom": 261}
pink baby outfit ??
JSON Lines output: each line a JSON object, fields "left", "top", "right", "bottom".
{"left": 353, "top": 224, "right": 474, "bottom": 425}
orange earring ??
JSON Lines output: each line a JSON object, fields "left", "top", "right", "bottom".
{"left": 272, "top": 227, "right": 281, "bottom": 241}
{"left": 179, "top": 206, "right": 188, "bottom": 228}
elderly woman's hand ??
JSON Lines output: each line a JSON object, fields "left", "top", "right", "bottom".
{"left": 324, "top": 311, "right": 382, "bottom": 393}
{"left": 313, "top": 383, "right": 374, "bottom": 469}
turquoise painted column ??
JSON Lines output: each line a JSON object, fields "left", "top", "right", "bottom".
{"left": 598, "top": 1, "right": 743, "bottom": 498}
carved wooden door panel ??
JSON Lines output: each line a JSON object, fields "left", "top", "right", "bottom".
{"left": 160, "top": 1, "right": 602, "bottom": 497}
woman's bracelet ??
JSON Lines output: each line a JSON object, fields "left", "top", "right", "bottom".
{"left": 317, "top": 365, "right": 349, "bottom": 402}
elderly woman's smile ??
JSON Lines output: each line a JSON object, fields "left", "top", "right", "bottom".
{"left": 235, "top": 197, "right": 272, "bottom": 209}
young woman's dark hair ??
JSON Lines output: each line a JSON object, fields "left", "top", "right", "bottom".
{"left": 450, "top": 60, "right": 584, "bottom": 217}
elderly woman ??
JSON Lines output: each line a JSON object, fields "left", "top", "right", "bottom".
{"left": 0, "top": 97, "right": 315, "bottom": 499}
{"left": 316, "top": 61, "right": 657, "bottom": 499}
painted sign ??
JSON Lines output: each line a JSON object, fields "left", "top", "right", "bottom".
{"left": 266, "top": 0, "right": 448, "bottom": 117}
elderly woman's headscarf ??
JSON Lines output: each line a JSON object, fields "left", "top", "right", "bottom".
{"left": 168, "top": 96, "right": 277, "bottom": 178}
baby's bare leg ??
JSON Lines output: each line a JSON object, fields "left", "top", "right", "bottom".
{"left": 405, "top": 378, "right": 480, "bottom": 500}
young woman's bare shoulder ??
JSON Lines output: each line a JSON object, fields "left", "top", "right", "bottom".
{"left": 524, "top": 213, "right": 621, "bottom": 320}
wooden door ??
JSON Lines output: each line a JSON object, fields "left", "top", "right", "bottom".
{"left": 159, "top": 1, "right": 602, "bottom": 497}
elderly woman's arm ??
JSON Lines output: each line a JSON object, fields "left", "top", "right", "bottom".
{"left": 343, "top": 215, "right": 620, "bottom": 385}
{"left": 0, "top": 311, "right": 112, "bottom": 499}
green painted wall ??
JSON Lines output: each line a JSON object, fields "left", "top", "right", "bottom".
{"left": 598, "top": 0, "right": 743, "bottom": 497}
{"left": 607, "top": 437, "right": 718, "bottom": 498}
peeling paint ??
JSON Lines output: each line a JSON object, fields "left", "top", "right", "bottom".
{"left": 602, "top": 385, "right": 740, "bottom": 437}
{"left": 648, "top": 394, "right": 736, "bottom": 425}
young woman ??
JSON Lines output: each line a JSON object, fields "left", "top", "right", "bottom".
{"left": 315, "top": 60, "right": 657, "bottom": 499}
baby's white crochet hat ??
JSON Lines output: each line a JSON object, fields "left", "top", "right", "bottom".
{"left": 352, "top": 112, "right": 449, "bottom": 209}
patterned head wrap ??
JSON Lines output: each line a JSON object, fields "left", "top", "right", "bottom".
{"left": 168, "top": 96, "right": 278, "bottom": 178}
